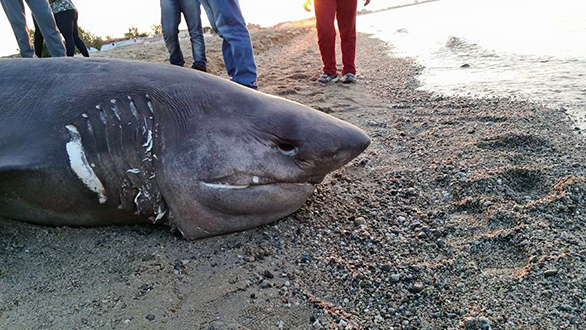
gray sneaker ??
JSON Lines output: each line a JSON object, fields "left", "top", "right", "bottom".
{"left": 317, "top": 73, "right": 339, "bottom": 84}
{"left": 341, "top": 73, "right": 356, "bottom": 84}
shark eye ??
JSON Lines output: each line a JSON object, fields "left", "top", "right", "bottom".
{"left": 277, "top": 142, "right": 297, "bottom": 156}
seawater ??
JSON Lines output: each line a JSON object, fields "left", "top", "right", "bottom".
{"left": 357, "top": 0, "right": 586, "bottom": 127}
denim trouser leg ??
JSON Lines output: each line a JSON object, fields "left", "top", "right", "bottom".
{"left": 1, "top": 0, "right": 33, "bottom": 57}
{"left": 26, "top": 0, "right": 65, "bottom": 57}
{"left": 161, "top": 0, "right": 185, "bottom": 66}
{"left": 179, "top": 0, "right": 206, "bottom": 69}
{"left": 222, "top": 39, "right": 235, "bottom": 78}
{"left": 206, "top": 0, "right": 257, "bottom": 88}
{"left": 199, "top": 0, "right": 217, "bottom": 32}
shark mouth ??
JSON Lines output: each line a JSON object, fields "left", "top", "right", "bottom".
{"left": 201, "top": 182, "right": 314, "bottom": 190}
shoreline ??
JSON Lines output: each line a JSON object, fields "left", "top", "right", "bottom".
{"left": 2, "top": 27, "right": 586, "bottom": 329}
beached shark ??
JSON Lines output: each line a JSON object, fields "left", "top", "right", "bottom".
{"left": 0, "top": 58, "right": 369, "bottom": 239}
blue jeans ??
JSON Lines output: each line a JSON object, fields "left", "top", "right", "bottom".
{"left": 200, "top": 0, "right": 257, "bottom": 88}
{"left": 1, "top": 0, "right": 65, "bottom": 57}
{"left": 161, "top": 0, "right": 206, "bottom": 69}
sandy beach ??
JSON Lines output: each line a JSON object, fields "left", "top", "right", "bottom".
{"left": 1, "top": 24, "right": 586, "bottom": 330}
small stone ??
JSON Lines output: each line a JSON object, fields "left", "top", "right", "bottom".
{"left": 436, "top": 239, "right": 447, "bottom": 248}
{"left": 465, "top": 317, "right": 477, "bottom": 328}
{"left": 338, "top": 319, "right": 348, "bottom": 329}
{"left": 381, "top": 264, "right": 392, "bottom": 272}
{"left": 479, "top": 316, "right": 492, "bottom": 330}
{"left": 457, "top": 282, "right": 465, "bottom": 289}
{"left": 263, "top": 270, "right": 274, "bottom": 279}
{"left": 455, "top": 172, "right": 467, "bottom": 179}
{"left": 310, "top": 316, "right": 316, "bottom": 323}
{"left": 146, "top": 314, "right": 155, "bottom": 322}
{"left": 417, "top": 231, "right": 427, "bottom": 238}
{"left": 277, "top": 320, "right": 284, "bottom": 329}
{"left": 354, "top": 217, "right": 366, "bottom": 226}
{"left": 483, "top": 201, "right": 493, "bottom": 207}
{"left": 409, "top": 282, "right": 425, "bottom": 293}
{"left": 391, "top": 274, "right": 401, "bottom": 282}
{"left": 243, "top": 256, "right": 255, "bottom": 262}
{"left": 461, "top": 63, "right": 470, "bottom": 68}
{"left": 250, "top": 293, "right": 256, "bottom": 299}
{"left": 544, "top": 269, "right": 559, "bottom": 277}
{"left": 260, "top": 280, "right": 272, "bottom": 289}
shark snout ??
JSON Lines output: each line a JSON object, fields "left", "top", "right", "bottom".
{"left": 293, "top": 118, "right": 370, "bottom": 175}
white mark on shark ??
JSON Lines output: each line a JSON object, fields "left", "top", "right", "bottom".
{"left": 127, "top": 96, "right": 139, "bottom": 120}
{"left": 134, "top": 190, "right": 142, "bottom": 211}
{"left": 154, "top": 204, "right": 167, "bottom": 223}
{"left": 202, "top": 183, "right": 250, "bottom": 190}
{"left": 65, "top": 125, "right": 107, "bottom": 204}
{"left": 143, "top": 130, "right": 153, "bottom": 153}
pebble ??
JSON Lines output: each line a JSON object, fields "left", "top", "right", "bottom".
{"left": 381, "top": 264, "right": 392, "bottom": 272}
{"left": 263, "top": 270, "right": 275, "bottom": 279}
{"left": 436, "top": 239, "right": 447, "bottom": 248}
{"left": 409, "top": 282, "right": 424, "bottom": 293}
{"left": 338, "top": 319, "right": 348, "bottom": 329}
{"left": 391, "top": 274, "right": 401, "bottom": 282}
{"left": 145, "top": 314, "right": 155, "bottom": 322}
{"left": 354, "top": 217, "right": 366, "bottom": 226}
{"left": 455, "top": 172, "right": 467, "bottom": 179}
{"left": 543, "top": 269, "right": 559, "bottom": 277}
{"left": 479, "top": 316, "right": 492, "bottom": 330}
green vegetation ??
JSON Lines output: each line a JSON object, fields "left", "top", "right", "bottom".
{"left": 124, "top": 26, "right": 149, "bottom": 38}
{"left": 78, "top": 27, "right": 103, "bottom": 51}
{"left": 151, "top": 24, "right": 162, "bottom": 36}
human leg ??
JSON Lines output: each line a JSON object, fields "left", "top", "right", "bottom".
{"left": 32, "top": 17, "right": 45, "bottom": 58}
{"left": 336, "top": 0, "right": 358, "bottom": 75}
{"left": 314, "top": 0, "right": 337, "bottom": 76}
{"left": 72, "top": 10, "right": 89, "bottom": 57}
{"left": 55, "top": 10, "right": 76, "bottom": 56}
{"left": 179, "top": 0, "right": 206, "bottom": 70}
{"left": 199, "top": 0, "right": 217, "bottom": 32}
{"left": 1, "top": 0, "right": 34, "bottom": 57}
{"left": 206, "top": 0, "right": 257, "bottom": 88}
{"left": 160, "top": 0, "right": 185, "bottom": 66}
{"left": 25, "top": 0, "right": 65, "bottom": 57}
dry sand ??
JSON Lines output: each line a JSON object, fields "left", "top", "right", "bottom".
{"left": 1, "top": 25, "right": 586, "bottom": 330}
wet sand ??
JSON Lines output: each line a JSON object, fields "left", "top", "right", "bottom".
{"left": 1, "top": 26, "right": 586, "bottom": 329}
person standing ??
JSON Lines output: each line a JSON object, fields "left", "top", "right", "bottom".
{"left": 313, "top": 0, "right": 371, "bottom": 84}
{"left": 33, "top": 0, "right": 89, "bottom": 57}
{"left": 1, "top": 0, "right": 65, "bottom": 57}
{"left": 199, "top": 0, "right": 258, "bottom": 89}
{"left": 160, "top": 0, "right": 208, "bottom": 71}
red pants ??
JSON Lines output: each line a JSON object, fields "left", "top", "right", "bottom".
{"left": 315, "top": 0, "right": 358, "bottom": 76}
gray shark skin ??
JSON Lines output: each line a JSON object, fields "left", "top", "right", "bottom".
{"left": 0, "top": 58, "right": 370, "bottom": 239}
